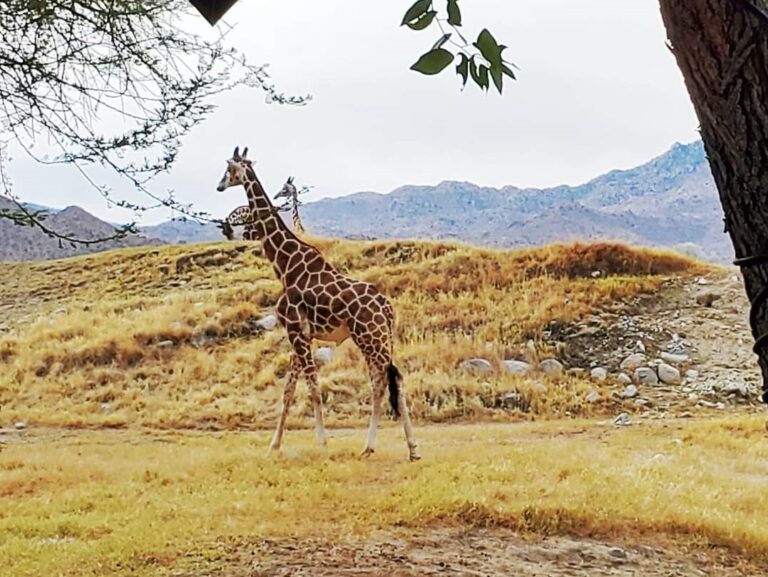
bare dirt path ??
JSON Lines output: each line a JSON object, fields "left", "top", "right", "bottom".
{"left": 188, "top": 529, "right": 763, "bottom": 577}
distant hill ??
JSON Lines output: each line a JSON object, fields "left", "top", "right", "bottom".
{"left": 3, "top": 141, "right": 733, "bottom": 262}
{"left": 0, "top": 197, "right": 157, "bottom": 261}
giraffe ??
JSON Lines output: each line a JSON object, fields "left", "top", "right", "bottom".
{"left": 219, "top": 178, "right": 298, "bottom": 240}
{"left": 273, "top": 176, "right": 306, "bottom": 234}
{"left": 216, "top": 147, "right": 420, "bottom": 461}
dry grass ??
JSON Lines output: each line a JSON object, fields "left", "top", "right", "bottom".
{"left": 1, "top": 416, "right": 767, "bottom": 577}
{"left": 0, "top": 239, "right": 709, "bottom": 429}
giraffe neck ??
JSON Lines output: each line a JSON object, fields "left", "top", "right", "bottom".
{"left": 291, "top": 199, "right": 305, "bottom": 233}
{"left": 241, "top": 168, "right": 305, "bottom": 269}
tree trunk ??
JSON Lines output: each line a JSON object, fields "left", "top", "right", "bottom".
{"left": 659, "top": 0, "right": 768, "bottom": 400}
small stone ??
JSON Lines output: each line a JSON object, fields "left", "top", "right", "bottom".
{"left": 531, "top": 382, "right": 549, "bottom": 395}
{"left": 53, "top": 308, "right": 67, "bottom": 315}
{"left": 657, "top": 363, "right": 681, "bottom": 385}
{"left": 660, "top": 352, "right": 689, "bottom": 365}
{"left": 634, "top": 367, "right": 659, "bottom": 386}
{"left": 585, "top": 391, "right": 600, "bottom": 403}
{"left": 460, "top": 358, "right": 494, "bottom": 373}
{"left": 635, "top": 340, "right": 646, "bottom": 353}
{"left": 156, "top": 340, "right": 174, "bottom": 348}
{"left": 617, "top": 372, "right": 632, "bottom": 385}
{"left": 622, "top": 384, "right": 639, "bottom": 399}
{"left": 315, "top": 347, "right": 333, "bottom": 365}
{"left": 590, "top": 367, "right": 608, "bottom": 381}
{"left": 620, "top": 353, "right": 647, "bottom": 372}
{"left": 539, "top": 358, "right": 564, "bottom": 376}
{"left": 723, "top": 382, "right": 749, "bottom": 397}
{"left": 609, "top": 548, "right": 628, "bottom": 560}
{"left": 255, "top": 314, "right": 278, "bottom": 331}
{"left": 685, "top": 369, "right": 699, "bottom": 380}
{"left": 696, "top": 292, "right": 721, "bottom": 307}
{"left": 613, "top": 413, "right": 631, "bottom": 426}
{"left": 502, "top": 360, "right": 533, "bottom": 375}
{"left": 14, "top": 421, "right": 27, "bottom": 430}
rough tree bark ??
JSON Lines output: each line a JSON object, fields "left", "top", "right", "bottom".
{"left": 660, "top": 0, "right": 768, "bottom": 400}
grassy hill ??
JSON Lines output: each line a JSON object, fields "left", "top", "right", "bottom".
{"left": 0, "top": 238, "right": 707, "bottom": 429}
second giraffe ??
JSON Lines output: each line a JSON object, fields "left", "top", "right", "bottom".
{"left": 216, "top": 147, "right": 420, "bottom": 461}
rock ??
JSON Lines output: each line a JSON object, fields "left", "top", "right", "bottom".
{"left": 660, "top": 352, "right": 689, "bottom": 365}
{"left": 502, "top": 360, "right": 533, "bottom": 375}
{"left": 685, "top": 369, "right": 699, "bottom": 381}
{"left": 633, "top": 367, "right": 659, "bottom": 386}
{"left": 255, "top": 314, "right": 278, "bottom": 331}
{"left": 657, "top": 363, "right": 682, "bottom": 385}
{"left": 315, "top": 347, "right": 333, "bottom": 365}
{"left": 14, "top": 421, "right": 27, "bottom": 430}
{"left": 613, "top": 413, "right": 631, "bottom": 426}
{"left": 460, "top": 358, "right": 494, "bottom": 373}
{"left": 635, "top": 340, "right": 646, "bottom": 353}
{"left": 590, "top": 367, "right": 608, "bottom": 381}
{"left": 609, "top": 548, "right": 628, "bottom": 560}
{"left": 723, "top": 382, "right": 750, "bottom": 397}
{"left": 531, "top": 382, "right": 549, "bottom": 395}
{"left": 620, "top": 353, "right": 647, "bottom": 371}
{"left": 622, "top": 384, "right": 639, "bottom": 399}
{"left": 156, "top": 340, "right": 174, "bottom": 348}
{"left": 53, "top": 308, "right": 67, "bottom": 315}
{"left": 696, "top": 292, "right": 721, "bottom": 307}
{"left": 539, "top": 359, "right": 564, "bottom": 376}
{"left": 617, "top": 372, "right": 633, "bottom": 385}
{"left": 585, "top": 391, "right": 600, "bottom": 403}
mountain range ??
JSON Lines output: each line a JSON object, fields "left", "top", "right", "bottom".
{"left": 0, "top": 141, "right": 733, "bottom": 262}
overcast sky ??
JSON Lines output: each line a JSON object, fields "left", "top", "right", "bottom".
{"left": 9, "top": 0, "right": 700, "bottom": 224}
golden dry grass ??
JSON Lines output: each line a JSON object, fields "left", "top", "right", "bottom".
{"left": 0, "top": 239, "right": 710, "bottom": 429}
{"left": 2, "top": 416, "right": 768, "bottom": 577}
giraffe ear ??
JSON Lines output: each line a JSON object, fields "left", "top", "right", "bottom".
{"left": 242, "top": 147, "right": 249, "bottom": 159}
{"left": 288, "top": 176, "right": 294, "bottom": 184}
{"left": 233, "top": 146, "right": 240, "bottom": 160}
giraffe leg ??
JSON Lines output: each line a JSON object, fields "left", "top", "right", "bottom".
{"left": 305, "top": 370, "right": 327, "bottom": 447}
{"left": 269, "top": 354, "right": 299, "bottom": 453}
{"left": 362, "top": 367, "right": 386, "bottom": 456}
{"left": 397, "top": 380, "right": 421, "bottom": 462}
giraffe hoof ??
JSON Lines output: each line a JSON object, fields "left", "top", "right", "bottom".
{"left": 409, "top": 453, "right": 422, "bottom": 462}
{"left": 360, "top": 447, "right": 375, "bottom": 458}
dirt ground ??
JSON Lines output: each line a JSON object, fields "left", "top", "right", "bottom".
{"left": 184, "top": 529, "right": 763, "bottom": 577}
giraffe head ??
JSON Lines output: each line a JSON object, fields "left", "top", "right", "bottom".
{"left": 274, "top": 176, "right": 297, "bottom": 200}
{"left": 216, "top": 146, "right": 252, "bottom": 192}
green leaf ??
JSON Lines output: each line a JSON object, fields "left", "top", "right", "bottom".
{"left": 469, "top": 57, "right": 481, "bottom": 85}
{"left": 501, "top": 63, "right": 516, "bottom": 79}
{"left": 401, "top": 0, "right": 432, "bottom": 25}
{"left": 456, "top": 53, "right": 469, "bottom": 87}
{"left": 490, "top": 64, "right": 503, "bottom": 93}
{"left": 407, "top": 10, "right": 437, "bottom": 30}
{"left": 478, "top": 65, "right": 489, "bottom": 90}
{"left": 474, "top": 28, "right": 503, "bottom": 68}
{"left": 411, "top": 48, "right": 455, "bottom": 75}
{"left": 447, "top": 0, "right": 462, "bottom": 26}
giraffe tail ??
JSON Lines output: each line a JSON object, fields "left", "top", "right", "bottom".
{"left": 387, "top": 363, "right": 402, "bottom": 419}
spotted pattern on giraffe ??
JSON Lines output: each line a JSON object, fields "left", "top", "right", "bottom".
{"left": 216, "top": 146, "right": 419, "bottom": 461}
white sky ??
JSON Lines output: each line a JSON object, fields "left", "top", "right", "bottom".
{"left": 8, "top": 0, "right": 700, "bottom": 224}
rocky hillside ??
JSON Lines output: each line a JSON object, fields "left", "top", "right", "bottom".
{"left": 299, "top": 141, "right": 731, "bottom": 262}
{"left": 0, "top": 197, "right": 156, "bottom": 261}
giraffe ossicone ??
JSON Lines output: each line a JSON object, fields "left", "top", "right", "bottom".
{"left": 216, "top": 146, "right": 420, "bottom": 461}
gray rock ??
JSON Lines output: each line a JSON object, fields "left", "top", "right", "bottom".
{"left": 590, "top": 367, "right": 608, "bottom": 381}
{"left": 156, "top": 340, "right": 174, "bottom": 348}
{"left": 622, "top": 384, "right": 639, "bottom": 399}
{"left": 617, "top": 372, "right": 633, "bottom": 385}
{"left": 255, "top": 314, "right": 278, "bottom": 331}
{"left": 723, "top": 382, "right": 750, "bottom": 397}
{"left": 633, "top": 367, "right": 659, "bottom": 385}
{"left": 315, "top": 347, "right": 334, "bottom": 365}
{"left": 53, "top": 308, "right": 68, "bottom": 315}
{"left": 539, "top": 358, "right": 564, "bottom": 376}
{"left": 657, "top": 363, "right": 681, "bottom": 385}
{"left": 503, "top": 360, "right": 533, "bottom": 375}
{"left": 620, "top": 353, "right": 647, "bottom": 371}
{"left": 13, "top": 421, "right": 27, "bottom": 430}
{"left": 613, "top": 413, "right": 631, "bottom": 426}
{"left": 585, "top": 391, "right": 600, "bottom": 403}
{"left": 460, "top": 358, "right": 494, "bottom": 373}
{"left": 660, "top": 352, "right": 689, "bottom": 365}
